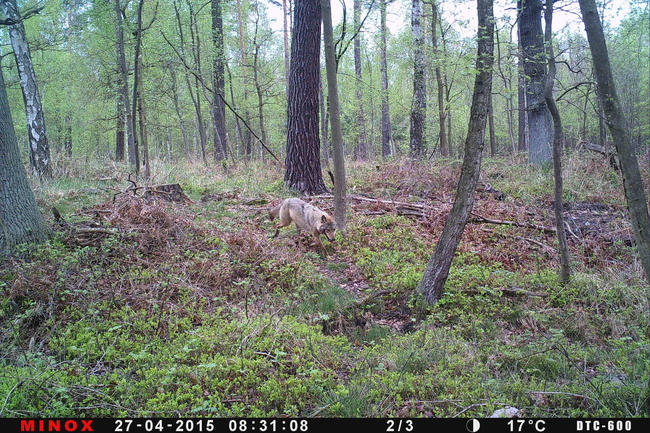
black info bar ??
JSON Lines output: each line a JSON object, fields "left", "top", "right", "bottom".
{"left": 3, "top": 418, "right": 647, "bottom": 433}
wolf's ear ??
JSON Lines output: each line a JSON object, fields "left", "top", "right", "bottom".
{"left": 321, "top": 215, "right": 327, "bottom": 223}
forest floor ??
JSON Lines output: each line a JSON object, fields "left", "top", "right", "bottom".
{"left": 1, "top": 154, "right": 648, "bottom": 417}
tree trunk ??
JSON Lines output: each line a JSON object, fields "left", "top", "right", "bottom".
{"left": 380, "top": 0, "right": 392, "bottom": 159}
{"left": 519, "top": 0, "right": 552, "bottom": 164}
{"left": 544, "top": 0, "right": 571, "bottom": 284}
{"left": 114, "top": 0, "right": 136, "bottom": 168}
{"left": 130, "top": 0, "right": 144, "bottom": 176}
{"left": 488, "top": 92, "right": 496, "bottom": 156}
{"left": 431, "top": 1, "right": 448, "bottom": 157}
{"left": 2, "top": 0, "right": 52, "bottom": 179}
{"left": 137, "top": 61, "right": 150, "bottom": 179}
{"left": 495, "top": 27, "right": 516, "bottom": 154}
{"left": 251, "top": 0, "right": 269, "bottom": 158}
{"left": 319, "top": 73, "right": 329, "bottom": 165}
{"left": 284, "top": 0, "right": 327, "bottom": 194}
{"left": 353, "top": 0, "right": 367, "bottom": 160}
{"left": 517, "top": 0, "right": 528, "bottom": 153}
{"left": 64, "top": 114, "right": 73, "bottom": 158}
{"left": 0, "top": 65, "right": 49, "bottom": 253}
{"left": 322, "top": 0, "right": 347, "bottom": 231}
{"left": 282, "top": 0, "right": 291, "bottom": 96}
{"left": 236, "top": 0, "right": 252, "bottom": 158}
{"left": 409, "top": 0, "right": 426, "bottom": 158}
{"left": 578, "top": 0, "right": 650, "bottom": 282}
{"left": 115, "top": 95, "right": 125, "bottom": 161}
{"left": 211, "top": 0, "right": 227, "bottom": 161}
{"left": 167, "top": 60, "right": 192, "bottom": 161}
{"left": 418, "top": 0, "right": 494, "bottom": 304}
{"left": 175, "top": 0, "right": 207, "bottom": 164}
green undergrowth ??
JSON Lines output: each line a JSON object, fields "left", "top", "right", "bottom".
{"left": 1, "top": 159, "right": 648, "bottom": 417}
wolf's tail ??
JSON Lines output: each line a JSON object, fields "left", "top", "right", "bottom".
{"left": 268, "top": 203, "right": 282, "bottom": 220}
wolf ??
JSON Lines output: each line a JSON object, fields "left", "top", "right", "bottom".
{"left": 268, "top": 198, "right": 336, "bottom": 256}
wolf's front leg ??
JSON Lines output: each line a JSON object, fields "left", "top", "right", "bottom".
{"left": 312, "top": 232, "right": 327, "bottom": 257}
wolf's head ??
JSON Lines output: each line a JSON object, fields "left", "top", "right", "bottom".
{"left": 319, "top": 214, "right": 337, "bottom": 242}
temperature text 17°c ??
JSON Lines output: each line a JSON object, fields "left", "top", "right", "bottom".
{"left": 508, "top": 420, "right": 546, "bottom": 432}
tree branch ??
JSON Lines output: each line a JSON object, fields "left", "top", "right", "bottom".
{"left": 160, "top": 30, "right": 282, "bottom": 165}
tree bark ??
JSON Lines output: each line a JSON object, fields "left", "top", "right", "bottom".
{"left": 544, "top": 0, "right": 571, "bottom": 284}
{"left": 431, "top": 1, "right": 448, "bottom": 157}
{"left": 418, "top": 0, "right": 494, "bottom": 304}
{"left": 578, "top": 0, "right": 650, "bottom": 282}
{"left": 0, "top": 65, "right": 49, "bottom": 253}
{"left": 380, "top": 0, "right": 392, "bottom": 159}
{"left": 409, "top": 0, "right": 426, "bottom": 158}
{"left": 353, "top": 0, "right": 367, "bottom": 160}
{"left": 519, "top": 0, "right": 552, "bottom": 164}
{"left": 211, "top": 0, "right": 227, "bottom": 161}
{"left": 322, "top": 0, "right": 347, "bottom": 231}
{"left": 284, "top": 0, "right": 327, "bottom": 194}
{"left": 2, "top": 0, "right": 51, "bottom": 179}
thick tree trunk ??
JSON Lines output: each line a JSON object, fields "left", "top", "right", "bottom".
{"left": 211, "top": 0, "right": 227, "bottom": 161}
{"left": 322, "top": 0, "right": 347, "bottom": 231}
{"left": 284, "top": 0, "right": 327, "bottom": 194}
{"left": 431, "top": 1, "right": 448, "bottom": 157}
{"left": 519, "top": 0, "right": 552, "bottom": 164}
{"left": 380, "top": 0, "right": 392, "bottom": 159}
{"left": 353, "top": 0, "right": 367, "bottom": 160}
{"left": 418, "top": 0, "right": 494, "bottom": 304}
{"left": 0, "top": 66, "right": 49, "bottom": 253}
{"left": 409, "top": 0, "right": 426, "bottom": 158}
{"left": 544, "top": 0, "right": 571, "bottom": 284}
{"left": 579, "top": 0, "right": 650, "bottom": 282}
{"left": 2, "top": 0, "right": 51, "bottom": 179}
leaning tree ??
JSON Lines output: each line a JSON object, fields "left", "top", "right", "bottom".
{"left": 418, "top": 0, "right": 494, "bottom": 304}
{"left": 578, "top": 0, "right": 650, "bottom": 282}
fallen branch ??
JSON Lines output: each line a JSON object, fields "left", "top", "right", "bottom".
{"left": 308, "top": 193, "right": 433, "bottom": 212}
{"left": 464, "top": 286, "right": 548, "bottom": 298}
{"left": 471, "top": 213, "right": 556, "bottom": 234}
{"left": 481, "top": 228, "right": 555, "bottom": 253}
